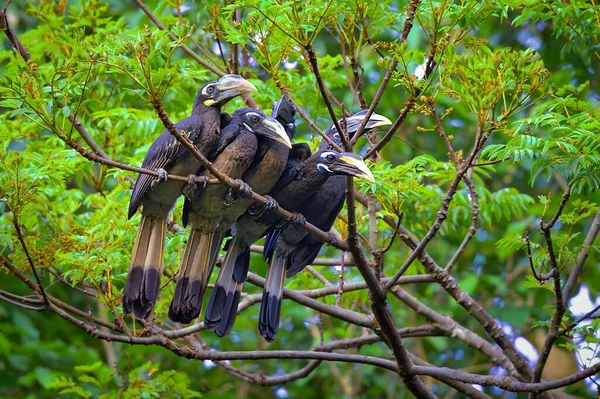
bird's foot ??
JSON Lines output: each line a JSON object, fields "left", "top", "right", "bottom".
{"left": 183, "top": 175, "right": 208, "bottom": 200}
{"left": 224, "top": 180, "right": 253, "bottom": 206}
{"left": 248, "top": 195, "right": 279, "bottom": 218}
{"left": 151, "top": 168, "right": 168, "bottom": 190}
{"left": 327, "top": 232, "right": 338, "bottom": 246}
{"left": 290, "top": 212, "right": 306, "bottom": 226}
{"left": 236, "top": 180, "right": 253, "bottom": 199}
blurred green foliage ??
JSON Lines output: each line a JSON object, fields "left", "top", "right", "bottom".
{"left": 0, "top": 0, "right": 599, "bottom": 398}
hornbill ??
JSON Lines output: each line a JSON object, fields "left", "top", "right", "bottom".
{"left": 211, "top": 111, "right": 390, "bottom": 338}
{"left": 123, "top": 75, "right": 257, "bottom": 320}
{"left": 203, "top": 98, "right": 300, "bottom": 334}
{"left": 168, "top": 107, "right": 291, "bottom": 324}
{"left": 260, "top": 150, "right": 374, "bottom": 341}
{"left": 279, "top": 110, "right": 393, "bottom": 280}
{"left": 259, "top": 111, "right": 391, "bottom": 341}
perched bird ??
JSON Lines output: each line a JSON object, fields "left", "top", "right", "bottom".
{"left": 283, "top": 110, "right": 393, "bottom": 278}
{"left": 212, "top": 111, "right": 390, "bottom": 337}
{"left": 123, "top": 75, "right": 257, "bottom": 320}
{"left": 259, "top": 150, "right": 375, "bottom": 341}
{"left": 168, "top": 107, "right": 291, "bottom": 324}
{"left": 204, "top": 97, "right": 298, "bottom": 335}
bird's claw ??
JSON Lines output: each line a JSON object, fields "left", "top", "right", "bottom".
{"left": 224, "top": 180, "right": 253, "bottom": 206}
{"left": 290, "top": 212, "right": 306, "bottom": 226}
{"left": 182, "top": 174, "right": 198, "bottom": 200}
{"left": 151, "top": 168, "right": 168, "bottom": 190}
{"left": 327, "top": 232, "right": 338, "bottom": 246}
{"left": 237, "top": 180, "right": 253, "bottom": 199}
{"left": 248, "top": 195, "right": 279, "bottom": 218}
{"left": 183, "top": 175, "right": 208, "bottom": 200}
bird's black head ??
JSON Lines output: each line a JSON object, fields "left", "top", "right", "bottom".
{"left": 193, "top": 74, "right": 257, "bottom": 111}
{"left": 272, "top": 96, "right": 296, "bottom": 138}
{"left": 320, "top": 111, "right": 393, "bottom": 149}
{"left": 315, "top": 151, "right": 375, "bottom": 182}
{"left": 232, "top": 108, "right": 292, "bottom": 148}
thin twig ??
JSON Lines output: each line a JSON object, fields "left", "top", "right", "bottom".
{"left": 8, "top": 206, "right": 50, "bottom": 307}
{"left": 304, "top": 43, "right": 350, "bottom": 150}
{"left": 559, "top": 303, "right": 600, "bottom": 337}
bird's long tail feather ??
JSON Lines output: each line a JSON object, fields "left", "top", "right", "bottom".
{"left": 123, "top": 215, "right": 166, "bottom": 320}
{"left": 169, "top": 230, "right": 223, "bottom": 324}
{"left": 259, "top": 250, "right": 287, "bottom": 341}
{"left": 205, "top": 236, "right": 251, "bottom": 336}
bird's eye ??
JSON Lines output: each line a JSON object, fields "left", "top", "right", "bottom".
{"left": 326, "top": 154, "right": 336, "bottom": 162}
{"left": 206, "top": 85, "right": 215, "bottom": 94}
{"left": 251, "top": 115, "right": 259, "bottom": 123}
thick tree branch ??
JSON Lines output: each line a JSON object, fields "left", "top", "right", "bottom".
{"left": 344, "top": 179, "right": 436, "bottom": 398}
{"left": 411, "top": 362, "right": 600, "bottom": 394}
{"left": 245, "top": 272, "right": 372, "bottom": 328}
{"left": 390, "top": 286, "right": 519, "bottom": 377}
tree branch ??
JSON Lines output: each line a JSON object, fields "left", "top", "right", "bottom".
{"left": 562, "top": 210, "right": 600, "bottom": 299}
{"left": 344, "top": 179, "right": 436, "bottom": 398}
{"left": 349, "top": 0, "right": 422, "bottom": 148}
{"left": 530, "top": 191, "right": 570, "bottom": 397}
{"left": 395, "top": 226, "right": 536, "bottom": 381}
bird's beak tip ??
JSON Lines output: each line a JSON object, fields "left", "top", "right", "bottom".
{"left": 375, "top": 115, "right": 393, "bottom": 127}
{"left": 339, "top": 154, "right": 375, "bottom": 182}
{"left": 263, "top": 118, "right": 292, "bottom": 148}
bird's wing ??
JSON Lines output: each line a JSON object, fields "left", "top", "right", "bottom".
{"left": 270, "top": 143, "right": 311, "bottom": 192}
{"left": 128, "top": 117, "right": 204, "bottom": 218}
{"left": 214, "top": 122, "right": 240, "bottom": 156}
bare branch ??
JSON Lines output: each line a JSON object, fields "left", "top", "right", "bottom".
{"left": 562, "top": 210, "right": 600, "bottom": 299}
{"left": 395, "top": 227, "right": 536, "bottom": 381}
{"left": 305, "top": 44, "right": 350, "bottom": 150}
{"left": 411, "top": 362, "right": 600, "bottom": 394}
{"left": 390, "top": 286, "right": 518, "bottom": 376}
{"left": 245, "top": 272, "right": 373, "bottom": 328}
{"left": 7, "top": 205, "right": 50, "bottom": 307}
{"left": 531, "top": 190, "right": 570, "bottom": 396}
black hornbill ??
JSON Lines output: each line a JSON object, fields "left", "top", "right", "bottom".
{"left": 259, "top": 150, "right": 375, "bottom": 341}
{"left": 259, "top": 111, "right": 391, "bottom": 341}
{"left": 212, "top": 111, "right": 390, "bottom": 338}
{"left": 278, "top": 110, "right": 393, "bottom": 279}
{"left": 168, "top": 107, "right": 291, "bottom": 324}
{"left": 123, "top": 75, "right": 257, "bottom": 320}
{"left": 203, "top": 97, "right": 299, "bottom": 334}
